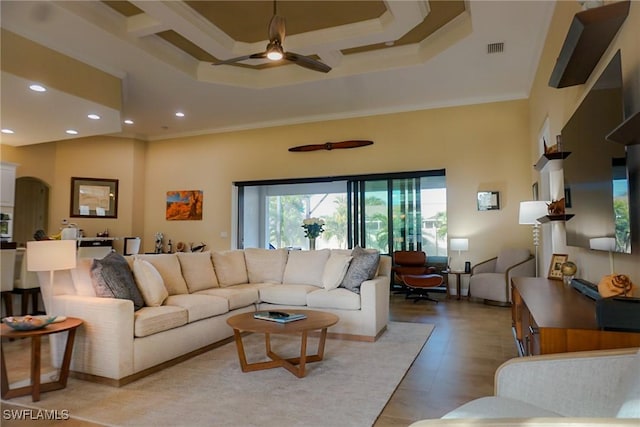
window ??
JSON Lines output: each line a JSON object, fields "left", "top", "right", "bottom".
{"left": 236, "top": 170, "right": 446, "bottom": 255}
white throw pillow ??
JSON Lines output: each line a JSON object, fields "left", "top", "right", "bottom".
{"left": 244, "top": 248, "right": 288, "bottom": 283}
{"left": 322, "top": 253, "right": 353, "bottom": 290}
{"left": 210, "top": 250, "right": 248, "bottom": 287}
{"left": 176, "top": 251, "right": 219, "bottom": 292}
{"left": 70, "top": 257, "right": 97, "bottom": 297}
{"left": 135, "top": 254, "right": 188, "bottom": 295}
{"left": 133, "top": 259, "right": 168, "bottom": 307}
{"left": 283, "top": 249, "right": 330, "bottom": 287}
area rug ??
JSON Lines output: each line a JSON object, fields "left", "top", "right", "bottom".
{"left": 4, "top": 321, "right": 433, "bottom": 427}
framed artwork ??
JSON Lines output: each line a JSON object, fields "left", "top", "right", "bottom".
{"left": 548, "top": 253, "right": 568, "bottom": 280}
{"left": 166, "top": 190, "right": 203, "bottom": 220}
{"left": 70, "top": 177, "right": 118, "bottom": 218}
{"left": 477, "top": 191, "right": 500, "bottom": 211}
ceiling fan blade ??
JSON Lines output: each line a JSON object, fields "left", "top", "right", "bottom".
{"left": 213, "top": 52, "right": 267, "bottom": 66}
{"left": 289, "top": 140, "right": 373, "bottom": 152}
{"left": 268, "top": 15, "right": 286, "bottom": 44}
{"left": 284, "top": 52, "right": 331, "bottom": 73}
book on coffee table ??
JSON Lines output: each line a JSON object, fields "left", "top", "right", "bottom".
{"left": 253, "top": 311, "right": 307, "bottom": 323}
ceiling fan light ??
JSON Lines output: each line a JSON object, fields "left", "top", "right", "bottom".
{"left": 267, "top": 50, "right": 283, "bottom": 61}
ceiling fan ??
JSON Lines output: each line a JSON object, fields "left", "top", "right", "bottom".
{"left": 212, "top": 0, "right": 331, "bottom": 73}
{"left": 289, "top": 140, "right": 373, "bottom": 152}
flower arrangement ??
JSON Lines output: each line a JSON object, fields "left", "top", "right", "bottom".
{"left": 302, "top": 217, "right": 325, "bottom": 239}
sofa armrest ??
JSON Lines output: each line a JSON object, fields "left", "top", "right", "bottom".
{"left": 409, "top": 418, "right": 639, "bottom": 427}
{"left": 503, "top": 256, "right": 534, "bottom": 301}
{"left": 494, "top": 348, "right": 639, "bottom": 417}
{"left": 360, "top": 270, "right": 390, "bottom": 337}
{"left": 51, "top": 294, "right": 135, "bottom": 380}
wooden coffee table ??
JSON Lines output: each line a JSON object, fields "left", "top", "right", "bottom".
{"left": 1, "top": 317, "right": 83, "bottom": 402}
{"left": 227, "top": 310, "right": 339, "bottom": 378}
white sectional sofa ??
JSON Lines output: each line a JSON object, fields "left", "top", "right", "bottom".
{"left": 43, "top": 247, "right": 391, "bottom": 385}
{"left": 410, "top": 348, "right": 640, "bottom": 426}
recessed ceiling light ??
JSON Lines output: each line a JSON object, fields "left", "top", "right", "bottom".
{"left": 87, "top": 114, "right": 101, "bottom": 120}
{"left": 1, "top": 129, "right": 15, "bottom": 134}
{"left": 65, "top": 129, "right": 78, "bottom": 135}
{"left": 124, "top": 119, "right": 134, "bottom": 125}
{"left": 29, "top": 84, "right": 47, "bottom": 92}
{"left": 175, "top": 112, "right": 185, "bottom": 118}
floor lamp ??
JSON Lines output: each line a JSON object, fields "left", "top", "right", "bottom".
{"left": 518, "top": 201, "right": 549, "bottom": 277}
{"left": 26, "top": 240, "right": 77, "bottom": 316}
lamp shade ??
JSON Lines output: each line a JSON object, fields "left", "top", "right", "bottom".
{"left": 518, "top": 201, "right": 549, "bottom": 225}
{"left": 589, "top": 237, "right": 616, "bottom": 251}
{"left": 27, "top": 240, "right": 77, "bottom": 272}
{"left": 450, "top": 238, "right": 469, "bottom": 252}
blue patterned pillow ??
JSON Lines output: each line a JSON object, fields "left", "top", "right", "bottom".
{"left": 339, "top": 246, "right": 380, "bottom": 294}
{"left": 91, "top": 252, "right": 145, "bottom": 310}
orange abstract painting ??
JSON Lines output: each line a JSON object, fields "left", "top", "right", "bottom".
{"left": 166, "top": 190, "right": 203, "bottom": 221}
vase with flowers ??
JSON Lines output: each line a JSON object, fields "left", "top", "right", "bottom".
{"left": 302, "top": 218, "right": 325, "bottom": 250}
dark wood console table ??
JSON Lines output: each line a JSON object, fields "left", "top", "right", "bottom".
{"left": 511, "top": 277, "right": 640, "bottom": 356}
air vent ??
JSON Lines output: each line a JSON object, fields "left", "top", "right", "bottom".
{"left": 487, "top": 42, "right": 504, "bottom": 54}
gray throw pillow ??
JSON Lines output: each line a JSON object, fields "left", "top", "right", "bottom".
{"left": 340, "top": 246, "right": 380, "bottom": 294}
{"left": 91, "top": 252, "right": 145, "bottom": 310}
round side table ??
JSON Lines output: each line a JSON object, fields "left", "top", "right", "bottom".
{"left": 1, "top": 317, "right": 83, "bottom": 402}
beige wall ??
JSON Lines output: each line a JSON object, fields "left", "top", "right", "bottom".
{"left": 528, "top": 1, "right": 640, "bottom": 284}
{"left": 2, "top": 99, "right": 533, "bottom": 265}
{"left": 145, "top": 99, "right": 532, "bottom": 264}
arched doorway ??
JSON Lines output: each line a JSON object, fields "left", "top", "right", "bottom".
{"left": 14, "top": 177, "right": 49, "bottom": 245}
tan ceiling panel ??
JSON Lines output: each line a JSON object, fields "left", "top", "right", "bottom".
{"left": 343, "top": 0, "right": 466, "bottom": 54}
{"left": 102, "top": 1, "right": 144, "bottom": 17}
{"left": 157, "top": 30, "right": 218, "bottom": 62}
{"left": 185, "top": 1, "right": 387, "bottom": 42}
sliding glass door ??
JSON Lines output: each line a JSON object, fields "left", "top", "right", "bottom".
{"left": 236, "top": 170, "right": 447, "bottom": 256}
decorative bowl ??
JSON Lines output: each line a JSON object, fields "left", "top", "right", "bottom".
{"left": 2, "top": 315, "right": 57, "bottom": 331}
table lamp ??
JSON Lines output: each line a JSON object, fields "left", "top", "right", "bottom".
{"left": 518, "top": 201, "right": 549, "bottom": 277}
{"left": 26, "top": 240, "right": 77, "bottom": 316}
{"left": 449, "top": 238, "right": 469, "bottom": 271}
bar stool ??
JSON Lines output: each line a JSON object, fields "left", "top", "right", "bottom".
{"left": 12, "top": 248, "right": 42, "bottom": 315}
{"left": 1, "top": 242, "right": 17, "bottom": 317}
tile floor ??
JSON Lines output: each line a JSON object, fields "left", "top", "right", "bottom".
{"left": 1, "top": 293, "right": 518, "bottom": 426}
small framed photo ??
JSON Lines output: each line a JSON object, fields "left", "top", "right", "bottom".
{"left": 548, "top": 253, "right": 568, "bottom": 280}
{"left": 477, "top": 191, "right": 500, "bottom": 211}
{"left": 70, "top": 177, "right": 119, "bottom": 218}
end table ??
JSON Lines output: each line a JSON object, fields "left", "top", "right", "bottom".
{"left": 1, "top": 317, "right": 83, "bottom": 402}
{"left": 443, "top": 270, "right": 470, "bottom": 300}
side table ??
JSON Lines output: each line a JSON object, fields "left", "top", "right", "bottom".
{"left": 1, "top": 317, "right": 83, "bottom": 402}
{"left": 443, "top": 270, "right": 470, "bottom": 300}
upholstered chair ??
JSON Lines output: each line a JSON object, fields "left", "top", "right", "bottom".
{"left": 468, "top": 248, "right": 534, "bottom": 305}
{"left": 13, "top": 247, "right": 42, "bottom": 315}
{"left": 1, "top": 243, "right": 17, "bottom": 316}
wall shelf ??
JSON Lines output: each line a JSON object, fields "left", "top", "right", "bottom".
{"left": 548, "top": 0, "right": 630, "bottom": 88}
{"left": 534, "top": 152, "right": 571, "bottom": 171}
{"left": 606, "top": 111, "right": 640, "bottom": 145}
{"left": 537, "top": 214, "right": 575, "bottom": 224}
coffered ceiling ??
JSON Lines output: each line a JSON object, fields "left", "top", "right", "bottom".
{"left": 0, "top": 1, "right": 555, "bottom": 146}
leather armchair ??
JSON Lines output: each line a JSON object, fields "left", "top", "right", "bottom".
{"left": 468, "top": 248, "right": 534, "bottom": 305}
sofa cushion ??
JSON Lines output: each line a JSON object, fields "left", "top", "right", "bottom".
{"left": 132, "top": 258, "right": 168, "bottom": 307}
{"left": 176, "top": 251, "right": 219, "bottom": 292}
{"left": 307, "top": 288, "right": 361, "bottom": 310}
{"left": 259, "top": 284, "right": 318, "bottom": 306}
{"left": 164, "top": 294, "right": 228, "bottom": 323}
{"left": 195, "top": 285, "right": 260, "bottom": 310}
{"left": 616, "top": 350, "right": 640, "bottom": 417}
{"left": 340, "top": 246, "right": 380, "bottom": 294}
{"left": 90, "top": 252, "right": 145, "bottom": 311}
{"left": 244, "top": 248, "right": 288, "bottom": 284}
{"left": 70, "top": 257, "right": 97, "bottom": 297}
{"left": 136, "top": 254, "right": 189, "bottom": 295}
{"left": 282, "top": 249, "right": 330, "bottom": 287}
{"left": 211, "top": 250, "right": 248, "bottom": 287}
{"left": 134, "top": 305, "right": 188, "bottom": 338}
{"left": 322, "top": 252, "right": 353, "bottom": 290}
{"left": 442, "top": 396, "right": 561, "bottom": 419}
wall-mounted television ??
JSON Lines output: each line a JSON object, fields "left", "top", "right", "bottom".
{"left": 563, "top": 50, "right": 636, "bottom": 254}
